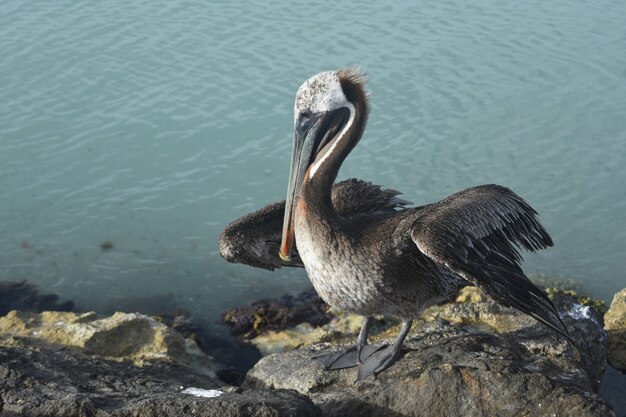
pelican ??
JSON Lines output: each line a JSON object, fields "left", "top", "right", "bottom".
{"left": 220, "top": 69, "right": 577, "bottom": 380}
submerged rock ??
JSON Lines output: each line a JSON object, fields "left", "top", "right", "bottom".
{"left": 245, "top": 293, "right": 613, "bottom": 417}
{"left": 605, "top": 288, "right": 626, "bottom": 371}
{"left": 0, "top": 310, "right": 219, "bottom": 377}
{"left": 0, "top": 280, "right": 73, "bottom": 315}
{"left": 222, "top": 289, "right": 331, "bottom": 339}
{"left": 0, "top": 345, "right": 320, "bottom": 417}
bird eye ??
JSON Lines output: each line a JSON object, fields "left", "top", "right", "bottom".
{"left": 300, "top": 109, "right": 312, "bottom": 119}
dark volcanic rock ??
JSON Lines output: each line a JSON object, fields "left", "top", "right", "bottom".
{"left": 0, "top": 280, "right": 73, "bottom": 315}
{"left": 222, "top": 289, "right": 330, "bottom": 339}
{"left": 245, "top": 294, "right": 614, "bottom": 417}
{"left": 0, "top": 346, "right": 320, "bottom": 417}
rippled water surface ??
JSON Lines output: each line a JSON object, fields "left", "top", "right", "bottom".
{"left": 1, "top": 0, "right": 625, "bottom": 342}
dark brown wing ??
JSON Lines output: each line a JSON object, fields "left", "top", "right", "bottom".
{"left": 219, "top": 179, "right": 411, "bottom": 271}
{"left": 410, "top": 184, "right": 576, "bottom": 350}
{"left": 219, "top": 200, "right": 296, "bottom": 271}
{"left": 330, "top": 178, "right": 412, "bottom": 217}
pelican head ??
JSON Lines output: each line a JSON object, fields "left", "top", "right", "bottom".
{"left": 279, "top": 69, "right": 368, "bottom": 261}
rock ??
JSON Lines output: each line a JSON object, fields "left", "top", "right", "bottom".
{"left": 242, "top": 288, "right": 490, "bottom": 356}
{"left": 0, "top": 280, "right": 73, "bottom": 315}
{"left": 243, "top": 286, "right": 608, "bottom": 374}
{"left": 0, "top": 346, "right": 320, "bottom": 417}
{"left": 454, "top": 285, "right": 487, "bottom": 303}
{"left": 222, "top": 289, "right": 331, "bottom": 339}
{"left": 605, "top": 288, "right": 626, "bottom": 371}
{"left": 245, "top": 293, "right": 613, "bottom": 417}
{"left": 249, "top": 311, "right": 393, "bottom": 356}
{"left": 227, "top": 288, "right": 480, "bottom": 356}
{"left": 154, "top": 307, "right": 201, "bottom": 340}
{"left": 0, "top": 310, "right": 219, "bottom": 377}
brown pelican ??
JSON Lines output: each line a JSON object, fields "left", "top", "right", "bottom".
{"left": 220, "top": 69, "right": 577, "bottom": 380}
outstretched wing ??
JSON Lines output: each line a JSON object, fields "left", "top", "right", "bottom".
{"left": 410, "top": 184, "right": 575, "bottom": 348}
{"left": 219, "top": 200, "right": 297, "bottom": 271}
{"left": 219, "top": 179, "right": 411, "bottom": 271}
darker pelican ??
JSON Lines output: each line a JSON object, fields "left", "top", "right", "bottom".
{"left": 220, "top": 69, "right": 577, "bottom": 380}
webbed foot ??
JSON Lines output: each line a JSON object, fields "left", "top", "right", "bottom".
{"left": 313, "top": 344, "right": 385, "bottom": 370}
{"left": 356, "top": 319, "right": 413, "bottom": 380}
{"left": 356, "top": 344, "right": 404, "bottom": 380}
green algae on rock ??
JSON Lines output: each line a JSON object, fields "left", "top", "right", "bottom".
{"left": 531, "top": 274, "right": 608, "bottom": 316}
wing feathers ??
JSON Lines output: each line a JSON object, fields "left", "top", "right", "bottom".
{"left": 411, "top": 184, "right": 577, "bottom": 354}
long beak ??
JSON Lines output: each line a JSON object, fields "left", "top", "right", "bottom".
{"left": 279, "top": 107, "right": 351, "bottom": 261}
{"left": 279, "top": 115, "right": 323, "bottom": 261}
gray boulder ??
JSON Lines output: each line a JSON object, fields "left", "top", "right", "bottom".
{"left": 245, "top": 293, "right": 614, "bottom": 417}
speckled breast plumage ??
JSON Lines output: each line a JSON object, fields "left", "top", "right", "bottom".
{"left": 294, "top": 208, "right": 464, "bottom": 319}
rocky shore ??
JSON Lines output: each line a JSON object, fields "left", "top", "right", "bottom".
{"left": 0, "top": 281, "right": 624, "bottom": 416}
{"left": 0, "top": 281, "right": 318, "bottom": 417}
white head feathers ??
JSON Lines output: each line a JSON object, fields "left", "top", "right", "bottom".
{"left": 294, "top": 71, "right": 349, "bottom": 122}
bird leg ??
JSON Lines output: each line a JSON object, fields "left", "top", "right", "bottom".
{"left": 313, "top": 316, "right": 385, "bottom": 370}
{"left": 357, "top": 319, "right": 413, "bottom": 380}
{"left": 356, "top": 315, "right": 372, "bottom": 363}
